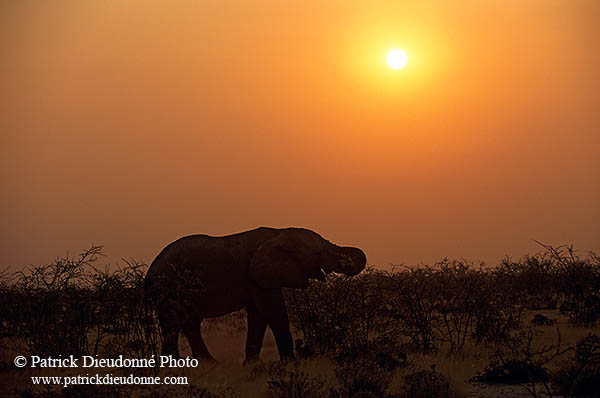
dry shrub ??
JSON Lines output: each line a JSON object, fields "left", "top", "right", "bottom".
{"left": 90, "top": 258, "right": 161, "bottom": 359}
{"left": 334, "top": 359, "right": 391, "bottom": 398}
{"left": 553, "top": 250, "right": 600, "bottom": 327}
{"left": 0, "top": 267, "right": 13, "bottom": 340}
{"left": 531, "top": 314, "right": 555, "bottom": 327}
{"left": 266, "top": 362, "right": 329, "bottom": 398}
{"left": 385, "top": 260, "right": 525, "bottom": 353}
{"left": 2, "top": 246, "right": 160, "bottom": 359}
{"left": 403, "top": 367, "right": 455, "bottom": 398}
{"left": 499, "top": 255, "right": 558, "bottom": 310}
{"left": 473, "top": 327, "right": 575, "bottom": 398}
{"left": 553, "top": 333, "right": 600, "bottom": 396}
{"left": 285, "top": 268, "right": 396, "bottom": 357}
{"left": 13, "top": 384, "right": 237, "bottom": 398}
{"left": 287, "top": 259, "right": 536, "bottom": 357}
{"left": 382, "top": 266, "right": 439, "bottom": 353}
{"left": 9, "top": 246, "right": 104, "bottom": 356}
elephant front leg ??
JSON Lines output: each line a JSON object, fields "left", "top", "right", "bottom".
{"left": 252, "top": 288, "right": 295, "bottom": 361}
{"left": 244, "top": 303, "right": 267, "bottom": 364}
{"left": 269, "top": 317, "right": 295, "bottom": 361}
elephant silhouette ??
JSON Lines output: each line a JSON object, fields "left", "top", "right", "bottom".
{"left": 144, "top": 227, "right": 366, "bottom": 363}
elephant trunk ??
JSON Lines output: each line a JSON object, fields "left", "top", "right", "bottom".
{"left": 328, "top": 245, "right": 367, "bottom": 276}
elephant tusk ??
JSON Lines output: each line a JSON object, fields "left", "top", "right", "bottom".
{"left": 314, "top": 268, "right": 327, "bottom": 281}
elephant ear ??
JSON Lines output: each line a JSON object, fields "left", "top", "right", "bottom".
{"left": 249, "top": 230, "right": 319, "bottom": 289}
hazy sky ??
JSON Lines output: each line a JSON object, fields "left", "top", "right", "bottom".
{"left": 1, "top": 0, "right": 599, "bottom": 269}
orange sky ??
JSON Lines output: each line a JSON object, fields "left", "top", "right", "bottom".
{"left": 1, "top": 0, "right": 599, "bottom": 269}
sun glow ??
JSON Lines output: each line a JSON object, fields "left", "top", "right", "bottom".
{"left": 386, "top": 48, "right": 408, "bottom": 69}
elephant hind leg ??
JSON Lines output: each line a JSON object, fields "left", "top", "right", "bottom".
{"left": 157, "top": 303, "right": 182, "bottom": 358}
{"left": 252, "top": 289, "right": 295, "bottom": 361}
{"left": 162, "top": 331, "right": 180, "bottom": 358}
{"left": 182, "top": 318, "right": 216, "bottom": 363}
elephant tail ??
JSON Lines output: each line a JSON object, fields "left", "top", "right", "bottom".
{"left": 142, "top": 261, "right": 163, "bottom": 356}
{"left": 143, "top": 276, "right": 154, "bottom": 310}
{"left": 142, "top": 277, "right": 164, "bottom": 358}
{"left": 143, "top": 256, "right": 173, "bottom": 304}
{"left": 143, "top": 261, "right": 164, "bottom": 322}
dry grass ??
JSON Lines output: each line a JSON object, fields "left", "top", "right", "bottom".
{"left": 157, "top": 311, "right": 599, "bottom": 397}
{"left": 1, "top": 312, "right": 599, "bottom": 397}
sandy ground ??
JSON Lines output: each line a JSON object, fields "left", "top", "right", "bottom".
{"left": 2, "top": 310, "right": 595, "bottom": 397}
{"left": 469, "top": 382, "right": 542, "bottom": 398}
{"left": 194, "top": 321, "right": 551, "bottom": 398}
{"left": 198, "top": 321, "right": 280, "bottom": 363}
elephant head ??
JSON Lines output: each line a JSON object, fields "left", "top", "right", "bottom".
{"left": 249, "top": 228, "right": 367, "bottom": 289}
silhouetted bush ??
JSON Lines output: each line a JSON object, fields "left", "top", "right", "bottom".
{"left": 382, "top": 260, "right": 524, "bottom": 353}
{"left": 334, "top": 343, "right": 407, "bottom": 373}
{"left": 13, "top": 384, "right": 234, "bottom": 398}
{"left": 286, "top": 256, "right": 554, "bottom": 356}
{"left": 88, "top": 258, "right": 161, "bottom": 359}
{"left": 334, "top": 358, "right": 391, "bottom": 398}
{"left": 9, "top": 246, "right": 103, "bottom": 356}
{"left": 2, "top": 246, "right": 160, "bottom": 359}
{"left": 531, "top": 314, "right": 555, "bottom": 326}
{"left": 13, "top": 385, "right": 123, "bottom": 398}
{"left": 477, "top": 264, "right": 527, "bottom": 342}
{"left": 553, "top": 333, "right": 600, "bottom": 396}
{"left": 403, "top": 367, "right": 454, "bottom": 398}
{"left": 266, "top": 362, "right": 329, "bottom": 398}
{"left": 495, "top": 244, "right": 600, "bottom": 325}
{"left": 499, "top": 255, "right": 558, "bottom": 310}
{"left": 472, "top": 359, "right": 548, "bottom": 385}
{"left": 473, "top": 327, "right": 574, "bottom": 398}
{"left": 433, "top": 261, "right": 487, "bottom": 352}
{"left": 0, "top": 267, "right": 13, "bottom": 339}
{"left": 285, "top": 268, "right": 396, "bottom": 356}
{"left": 435, "top": 260, "right": 524, "bottom": 350}
{"left": 382, "top": 266, "right": 439, "bottom": 353}
{"left": 551, "top": 247, "right": 600, "bottom": 326}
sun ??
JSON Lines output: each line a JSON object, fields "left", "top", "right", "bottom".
{"left": 386, "top": 48, "right": 408, "bottom": 69}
